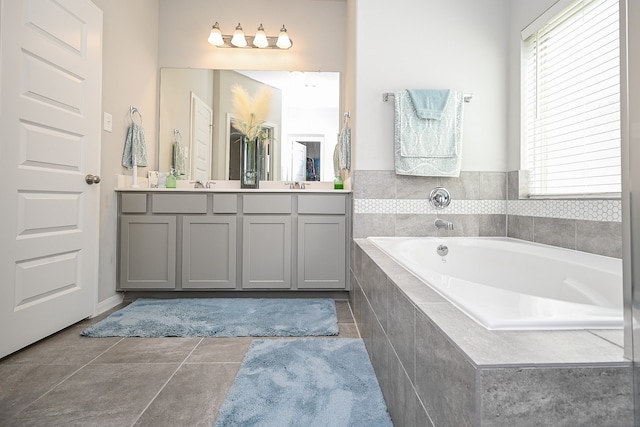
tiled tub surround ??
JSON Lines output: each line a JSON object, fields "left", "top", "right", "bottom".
{"left": 350, "top": 239, "right": 633, "bottom": 426}
{"left": 352, "top": 170, "right": 622, "bottom": 258}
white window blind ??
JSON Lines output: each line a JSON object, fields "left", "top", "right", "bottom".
{"left": 524, "top": 0, "right": 620, "bottom": 197}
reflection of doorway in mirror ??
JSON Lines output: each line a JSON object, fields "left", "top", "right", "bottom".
{"left": 259, "top": 127, "right": 274, "bottom": 180}
{"left": 289, "top": 135, "right": 324, "bottom": 181}
{"left": 190, "top": 92, "right": 213, "bottom": 181}
{"left": 292, "top": 141, "right": 306, "bottom": 181}
{"left": 228, "top": 124, "right": 242, "bottom": 180}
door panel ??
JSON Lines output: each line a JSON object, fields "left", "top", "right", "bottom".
{"left": 191, "top": 92, "right": 213, "bottom": 181}
{"left": 0, "top": 0, "right": 103, "bottom": 359}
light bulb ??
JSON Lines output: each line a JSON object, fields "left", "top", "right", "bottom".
{"left": 276, "top": 25, "right": 292, "bottom": 49}
{"left": 231, "top": 23, "right": 247, "bottom": 47}
{"left": 208, "top": 22, "right": 224, "bottom": 46}
{"left": 253, "top": 24, "right": 269, "bottom": 48}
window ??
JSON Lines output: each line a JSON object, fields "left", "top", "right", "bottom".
{"left": 523, "top": 0, "right": 620, "bottom": 197}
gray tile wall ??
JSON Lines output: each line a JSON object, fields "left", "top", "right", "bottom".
{"left": 506, "top": 171, "right": 622, "bottom": 258}
{"left": 352, "top": 170, "right": 507, "bottom": 239}
{"left": 352, "top": 170, "right": 622, "bottom": 258}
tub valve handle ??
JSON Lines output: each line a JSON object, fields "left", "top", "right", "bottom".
{"left": 429, "top": 186, "right": 451, "bottom": 209}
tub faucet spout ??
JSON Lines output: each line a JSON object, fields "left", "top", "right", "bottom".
{"left": 434, "top": 218, "right": 454, "bottom": 231}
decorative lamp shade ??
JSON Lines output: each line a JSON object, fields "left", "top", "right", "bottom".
{"left": 208, "top": 22, "right": 224, "bottom": 46}
{"left": 276, "top": 25, "right": 292, "bottom": 49}
{"left": 231, "top": 23, "right": 247, "bottom": 47}
{"left": 253, "top": 24, "right": 269, "bottom": 48}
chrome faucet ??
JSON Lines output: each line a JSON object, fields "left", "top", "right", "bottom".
{"left": 434, "top": 218, "right": 454, "bottom": 231}
{"left": 193, "top": 180, "right": 205, "bottom": 189}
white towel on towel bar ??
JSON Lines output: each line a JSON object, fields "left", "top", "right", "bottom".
{"left": 394, "top": 89, "right": 464, "bottom": 177}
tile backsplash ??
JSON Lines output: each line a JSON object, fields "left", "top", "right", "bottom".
{"left": 352, "top": 170, "right": 622, "bottom": 258}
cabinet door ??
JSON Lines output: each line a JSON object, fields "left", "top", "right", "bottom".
{"left": 242, "top": 215, "right": 291, "bottom": 289}
{"left": 182, "top": 216, "right": 237, "bottom": 289}
{"left": 119, "top": 216, "right": 176, "bottom": 289}
{"left": 297, "top": 216, "right": 346, "bottom": 289}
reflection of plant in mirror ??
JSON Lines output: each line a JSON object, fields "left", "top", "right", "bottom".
{"left": 230, "top": 84, "right": 272, "bottom": 140}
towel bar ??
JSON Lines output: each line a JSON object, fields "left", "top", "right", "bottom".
{"left": 383, "top": 92, "right": 473, "bottom": 103}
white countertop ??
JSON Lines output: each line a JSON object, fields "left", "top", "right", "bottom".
{"left": 115, "top": 176, "right": 351, "bottom": 193}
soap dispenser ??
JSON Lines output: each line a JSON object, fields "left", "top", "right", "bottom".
{"left": 166, "top": 169, "right": 177, "bottom": 188}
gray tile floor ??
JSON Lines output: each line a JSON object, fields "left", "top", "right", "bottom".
{"left": 0, "top": 299, "right": 359, "bottom": 427}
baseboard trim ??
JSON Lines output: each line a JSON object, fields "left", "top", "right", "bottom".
{"left": 94, "top": 293, "right": 124, "bottom": 317}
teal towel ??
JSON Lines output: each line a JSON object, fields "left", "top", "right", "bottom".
{"left": 121, "top": 122, "right": 148, "bottom": 168}
{"left": 407, "top": 89, "right": 451, "bottom": 120}
{"left": 173, "top": 142, "right": 188, "bottom": 176}
{"left": 338, "top": 122, "right": 351, "bottom": 171}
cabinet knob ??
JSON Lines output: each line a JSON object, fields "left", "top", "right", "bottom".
{"left": 85, "top": 174, "right": 101, "bottom": 185}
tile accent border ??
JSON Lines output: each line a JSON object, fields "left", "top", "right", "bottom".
{"left": 508, "top": 199, "right": 622, "bottom": 223}
{"left": 353, "top": 197, "right": 621, "bottom": 222}
{"left": 354, "top": 199, "right": 506, "bottom": 215}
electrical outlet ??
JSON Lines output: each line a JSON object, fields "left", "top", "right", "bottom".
{"left": 103, "top": 112, "right": 113, "bottom": 132}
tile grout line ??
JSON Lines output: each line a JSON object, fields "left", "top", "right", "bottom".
{"left": 10, "top": 337, "right": 126, "bottom": 420}
{"left": 129, "top": 337, "right": 205, "bottom": 427}
{"left": 345, "top": 299, "right": 361, "bottom": 338}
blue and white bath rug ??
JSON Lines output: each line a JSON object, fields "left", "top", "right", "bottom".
{"left": 214, "top": 338, "right": 393, "bottom": 427}
{"left": 80, "top": 298, "right": 339, "bottom": 337}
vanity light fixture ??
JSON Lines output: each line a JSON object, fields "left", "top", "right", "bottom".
{"left": 207, "top": 22, "right": 293, "bottom": 49}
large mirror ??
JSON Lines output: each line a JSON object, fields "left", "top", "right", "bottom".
{"left": 158, "top": 68, "right": 340, "bottom": 182}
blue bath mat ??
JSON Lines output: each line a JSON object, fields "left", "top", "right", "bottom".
{"left": 215, "top": 338, "right": 393, "bottom": 427}
{"left": 80, "top": 298, "right": 339, "bottom": 337}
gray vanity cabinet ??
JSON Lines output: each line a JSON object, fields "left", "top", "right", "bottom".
{"left": 181, "top": 194, "right": 238, "bottom": 289}
{"left": 117, "top": 191, "right": 350, "bottom": 291}
{"left": 297, "top": 195, "right": 347, "bottom": 289}
{"left": 182, "top": 216, "right": 237, "bottom": 289}
{"left": 241, "top": 195, "right": 292, "bottom": 289}
{"left": 119, "top": 215, "right": 177, "bottom": 289}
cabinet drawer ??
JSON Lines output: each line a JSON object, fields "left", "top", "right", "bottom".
{"left": 298, "top": 195, "right": 346, "bottom": 214}
{"left": 213, "top": 194, "right": 238, "bottom": 213}
{"left": 121, "top": 193, "right": 147, "bottom": 213}
{"left": 243, "top": 194, "right": 291, "bottom": 214}
{"left": 151, "top": 194, "right": 207, "bottom": 213}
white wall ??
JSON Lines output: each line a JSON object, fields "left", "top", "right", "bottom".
{"left": 91, "top": 0, "right": 159, "bottom": 303}
{"left": 352, "top": 0, "right": 510, "bottom": 172}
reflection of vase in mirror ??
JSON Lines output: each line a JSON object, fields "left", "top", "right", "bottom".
{"left": 229, "top": 124, "right": 274, "bottom": 183}
{"left": 240, "top": 135, "right": 259, "bottom": 189}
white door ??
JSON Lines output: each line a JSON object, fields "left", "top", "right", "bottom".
{"left": 190, "top": 92, "right": 213, "bottom": 181}
{"left": 0, "top": 0, "right": 103, "bottom": 359}
{"left": 292, "top": 141, "right": 307, "bottom": 182}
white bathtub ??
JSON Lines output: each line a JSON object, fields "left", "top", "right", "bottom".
{"left": 367, "top": 237, "right": 623, "bottom": 330}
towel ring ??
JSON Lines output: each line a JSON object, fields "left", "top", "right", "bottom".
{"left": 130, "top": 106, "right": 143, "bottom": 125}
{"left": 173, "top": 129, "right": 183, "bottom": 143}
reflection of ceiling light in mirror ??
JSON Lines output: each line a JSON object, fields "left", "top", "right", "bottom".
{"left": 289, "top": 71, "right": 304, "bottom": 80}
{"left": 253, "top": 24, "right": 269, "bottom": 48}
{"left": 231, "top": 23, "right": 247, "bottom": 47}
{"left": 208, "top": 22, "right": 224, "bottom": 46}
